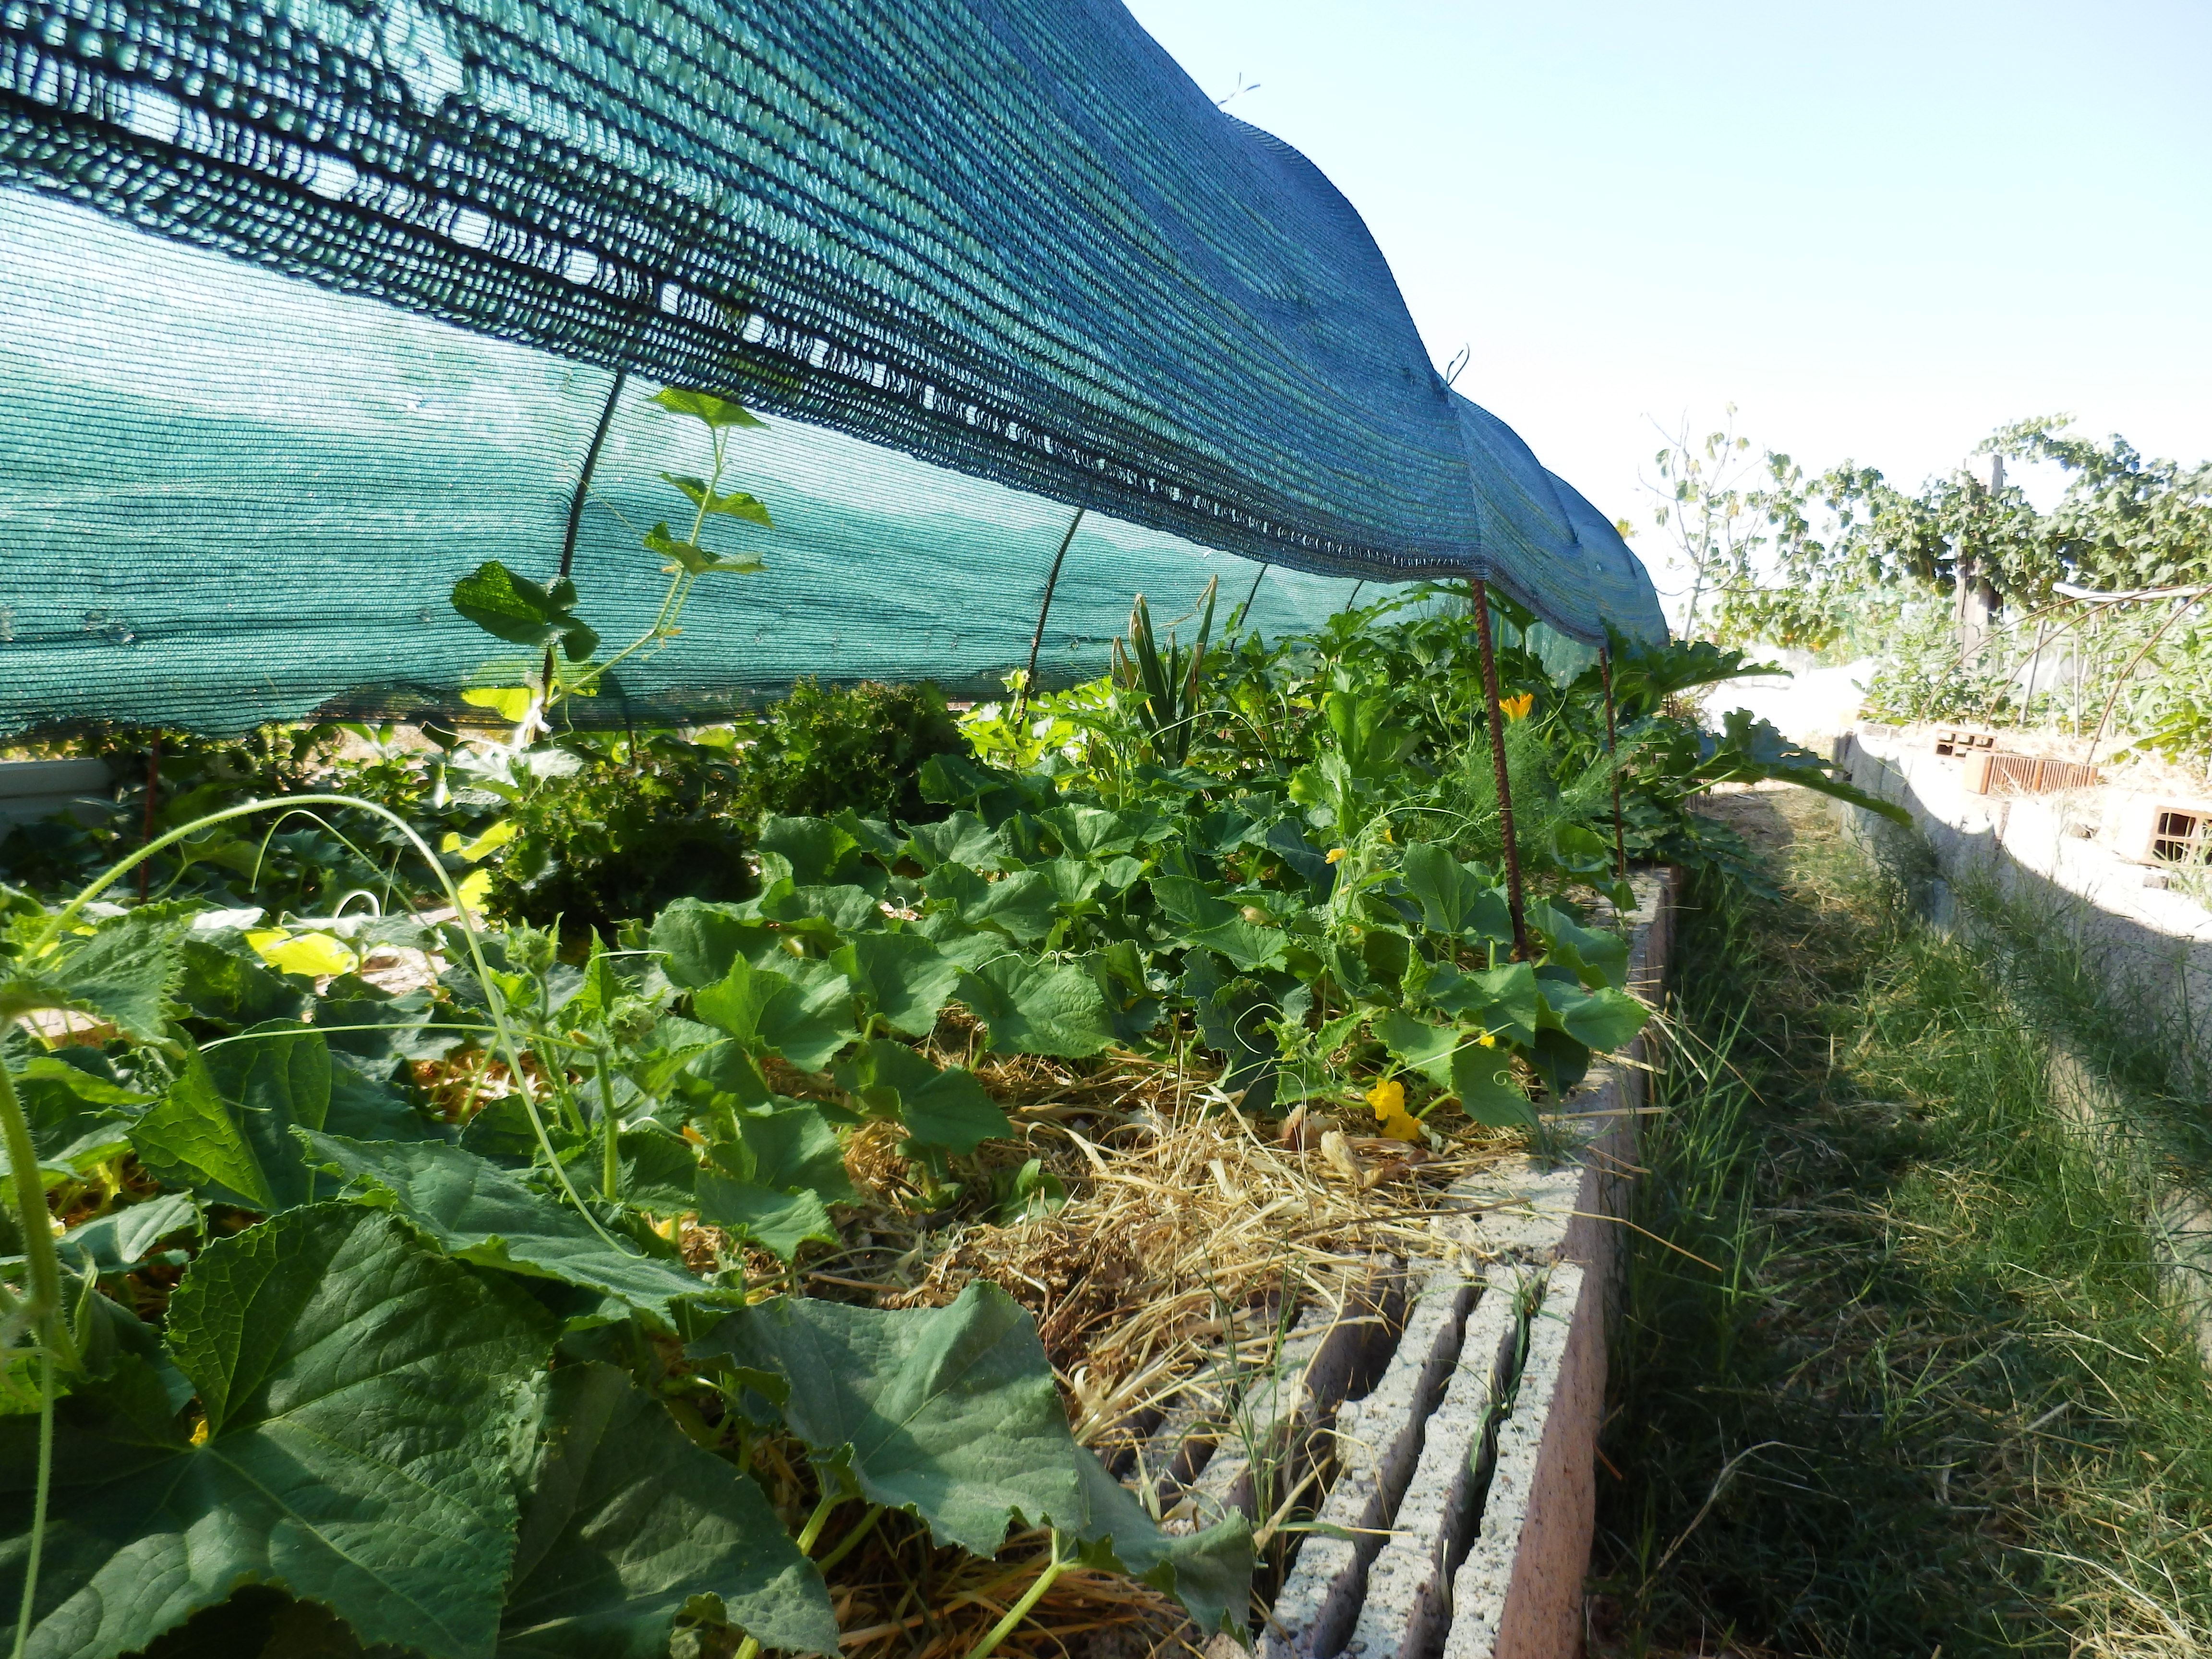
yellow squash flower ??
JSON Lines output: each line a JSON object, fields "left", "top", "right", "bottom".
{"left": 1365, "top": 1078, "right": 1423, "bottom": 1142}
{"left": 1500, "top": 693, "right": 1535, "bottom": 721}
{"left": 1325, "top": 847, "right": 1347, "bottom": 864}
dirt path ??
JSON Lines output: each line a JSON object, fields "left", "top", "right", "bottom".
{"left": 1587, "top": 787, "right": 2212, "bottom": 1659}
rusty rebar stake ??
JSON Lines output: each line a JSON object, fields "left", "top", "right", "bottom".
{"left": 1599, "top": 643, "right": 1626, "bottom": 881}
{"left": 1471, "top": 579, "right": 1528, "bottom": 959}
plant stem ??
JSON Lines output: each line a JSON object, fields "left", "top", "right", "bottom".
{"left": 597, "top": 1048, "right": 622, "bottom": 1201}
{"left": 0, "top": 1064, "right": 74, "bottom": 1374}
{"left": 11, "top": 1347, "right": 54, "bottom": 1659}
{"left": 794, "top": 1485, "right": 841, "bottom": 1555}
{"left": 732, "top": 1485, "right": 872, "bottom": 1659}
{"left": 561, "top": 568, "right": 688, "bottom": 703}
{"left": 959, "top": 1530, "right": 1070, "bottom": 1659}
{"left": 813, "top": 1504, "right": 885, "bottom": 1574}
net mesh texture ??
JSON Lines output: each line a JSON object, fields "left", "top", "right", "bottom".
{"left": 0, "top": 0, "right": 1664, "bottom": 734}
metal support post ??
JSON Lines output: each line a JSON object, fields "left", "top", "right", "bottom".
{"left": 1471, "top": 578, "right": 1529, "bottom": 959}
{"left": 1237, "top": 562, "right": 1268, "bottom": 628}
{"left": 1599, "top": 644, "right": 1626, "bottom": 881}
{"left": 542, "top": 367, "right": 631, "bottom": 705}
{"left": 1014, "top": 507, "right": 1087, "bottom": 727}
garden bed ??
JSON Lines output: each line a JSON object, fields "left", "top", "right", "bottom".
{"left": 0, "top": 582, "right": 1862, "bottom": 1659}
{"left": 911, "top": 869, "right": 1672, "bottom": 1659}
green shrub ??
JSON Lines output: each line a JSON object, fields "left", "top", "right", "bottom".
{"left": 745, "top": 678, "right": 966, "bottom": 823}
{"left": 487, "top": 681, "right": 967, "bottom": 931}
{"left": 483, "top": 732, "right": 757, "bottom": 932}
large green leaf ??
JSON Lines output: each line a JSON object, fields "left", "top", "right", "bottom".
{"left": 1527, "top": 899, "right": 1629, "bottom": 990}
{"left": 1320, "top": 687, "right": 1417, "bottom": 781}
{"left": 1149, "top": 878, "right": 1288, "bottom": 971}
{"left": 1147, "top": 875, "right": 1238, "bottom": 932}
{"left": 924, "top": 866, "right": 1057, "bottom": 943}
{"left": 1449, "top": 1042, "right": 1536, "bottom": 1129}
{"left": 756, "top": 815, "right": 878, "bottom": 890}
{"left": 2, "top": 1056, "right": 145, "bottom": 1184}
{"left": 649, "top": 900, "right": 776, "bottom": 990}
{"left": 591, "top": 1127, "right": 703, "bottom": 1215}
{"left": 1398, "top": 843, "right": 1511, "bottom": 941}
{"left": 0, "top": 1205, "right": 553, "bottom": 1659}
{"left": 1536, "top": 979, "right": 1649, "bottom": 1052}
{"left": 693, "top": 956, "right": 856, "bottom": 1073}
{"left": 658, "top": 472, "right": 775, "bottom": 527}
{"left": 1179, "top": 951, "right": 1283, "bottom": 1107}
{"left": 957, "top": 958, "right": 1116, "bottom": 1058}
{"left": 692, "top": 1174, "right": 838, "bottom": 1262}
{"left": 58, "top": 1191, "right": 201, "bottom": 1276}
{"left": 131, "top": 1027, "right": 331, "bottom": 1210}
{"left": 756, "top": 882, "right": 885, "bottom": 936}
{"left": 300, "top": 1134, "right": 723, "bottom": 1327}
{"left": 1702, "top": 708, "right": 1911, "bottom": 827}
{"left": 1185, "top": 916, "right": 1287, "bottom": 973}
{"left": 498, "top": 1363, "right": 836, "bottom": 1659}
{"left": 901, "top": 812, "right": 1009, "bottom": 872}
{"left": 1375, "top": 1014, "right": 1534, "bottom": 1127}
{"left": 1412, "top": 958, "right": 1540, "bottom": 1042}
{"left": 641, "top": 523, "right": 765, "bottom": 577}
{"left": 693, "top": 1101, "right": 853, "bottom": 1262}
{"left": 1035, "top": 856, "right": 1109, "bottom": 912}
{"left": 452, "top": 561, "right": 599, "bottom": 660}
{"left": 693, "top": 1283, "right": 1250, "bottom": 1636}
{"left": 1036, "top": 805, "right": 1158, "bottom": 859}
{"left": 915, "top": 754, "right": 1050, "bottom": 824}
{"left": 649, "top": 387, "right": 764, "bottom": 428}
{"left": 905, "top": 912, "right": 1009, "bottom": 974}
{"left": 831, "top": 933, "right": 960, "bottom": 1038}
{"left": 1399, "top": 842, "right": 1480, "bottom": 933}
{"left": 831, "top": 1041, "right": 1010, "bottom": 1156}
{"left": 713, "top": 1101, "right": 855, "bottom": 1203}
{"left": 172, "top": 935, "right": 310, "bottom": 1030}
{"left": 1372, "top": 1009, "right": 1461, "bottom": 1088}
{"left": 314, "top": 983, "right": 457, "bottom": 1066}
{"left": 0, "top": 907, "right": 189, "bottom": 1043}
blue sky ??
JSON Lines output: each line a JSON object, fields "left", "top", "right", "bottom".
{"left": 1124, "top": 0, "right": 2212, "bottom": 598}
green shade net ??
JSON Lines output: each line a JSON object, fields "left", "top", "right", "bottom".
{"left": 0, "top": 0, "right": 1662, "bottom": 734}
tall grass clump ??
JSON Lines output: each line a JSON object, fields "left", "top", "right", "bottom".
{"left": 1591, "top": 787, "right": 2212, "bottom": 1659}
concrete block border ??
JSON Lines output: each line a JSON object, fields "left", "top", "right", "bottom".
{"left": 1166, "top": 871, "right": 1677, "bottom": 1659}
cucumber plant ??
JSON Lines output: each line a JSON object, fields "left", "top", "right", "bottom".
{"left": 449, "top": 387, "right": 772, "bottom": 742}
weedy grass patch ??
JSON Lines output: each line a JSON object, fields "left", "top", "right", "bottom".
{"left": 1592, "top": 787, "right": 2212, "bottom": 1659}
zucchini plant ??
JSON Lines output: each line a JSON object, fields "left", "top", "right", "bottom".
{"left": 0, "top": 805, "right": 1250, "bottom": 1659}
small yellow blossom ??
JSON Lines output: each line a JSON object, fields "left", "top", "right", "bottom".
{"left": 1365, "top": 1078, "right": 1423, "bottom": 1142}
{"left": 1476, "top": 1031, "right": 1498, "bottom": 1047}
{"left": 1500, "top": 693, "right": 1535, "bottom": 721}
{"left": 1325, "top": 847, "right": 1347, "bottom": 864}
{"left": 189, "top": 1416, "right": 210, "bottom": 1447}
